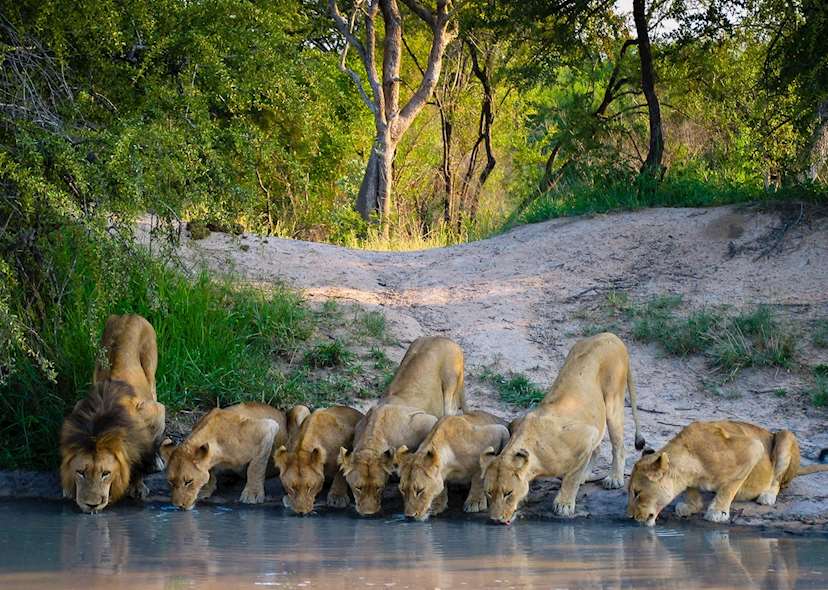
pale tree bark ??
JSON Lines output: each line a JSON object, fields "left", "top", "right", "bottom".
{"left": 633, "top": 0, "right": 664, "bottom": 178}
{"left": 806, "top": 100, "right": 828, "bottom": 182}
{"left": 329, "top": 0, "right": 457, "bottom": 229}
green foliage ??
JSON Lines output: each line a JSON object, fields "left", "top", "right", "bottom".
{"left": 480, "top": 367, "right": 545, "bottom": 407}
{"left": 303, "top": 339, "right": 353, "bottom": 369}
{"left": 807, "top": 366, "right": 828, "bottom": 407}
{"left": 359, "top": 310, "right": 388, "bottom": 340}
{"left": 813, "top": 320, "right": 828, "bottom": 348}
{"left": 587, "top": 294, "right": 797, "bottom": 381}
{"left": 0, "top": 227, "right": 313, "bottom": 469}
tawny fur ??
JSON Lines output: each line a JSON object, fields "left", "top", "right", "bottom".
{"left": 60, "top": 314, "right": 165, "bottom": 513}
{"left": 395, "top": 411, "right": 510, "bottom": 520}
{"left": 338, "top": 336, "right": 466, "bottom": 516}
{"left": 627, "top": 420, "right": 828, "bottom": 526}
{"left": 274, "top": 405, "right": 364, "bottom": 514}
{"left": 161, "top": 402, "right": 289, "bottom": 509}
{"left": 480, "top": 333, "right": 644, "bottom": 523}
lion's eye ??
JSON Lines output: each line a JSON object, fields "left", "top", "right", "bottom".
{"left": 354, "top": 487, "right": 362, "bottom": 493}
{"left": 504, "top": 490, "right": 513, "bottom": 499}
{"left": 184, "top": 479, "right": 193, "bottom": 487}
{"left": 415, "top": 487, "right": 424, "bottom": 497}
{"left": 76, "top": 470, "right": 85, "bottom": 479}
{"left": 101, "top": 471, "right": 111, "bottom": 480}
{"left": 168, "top": 480, "right": 175, "bottom": 489}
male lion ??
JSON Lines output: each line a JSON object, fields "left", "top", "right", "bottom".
{"left": 628, "top": 420, "right": 828, "bottom": 526}
{"left": 161, "top": 402, "right": 289, "bottom": 510}
{"left": 480, "top": 333, "right": 644, "bottom": 524}
{"left": 395, "top": 411, "right": 510, "bottom": 521}
{"left": 274, "top": 405, "right": 364, "bottom": 514}
{"left": 338, "top": 336, "right": 466, "bottom": 515}
{"left": 60, "top": 314, "right": 166, "bottom": 513}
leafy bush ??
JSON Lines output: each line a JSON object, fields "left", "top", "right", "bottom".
{"left": 0, "top": 226, "right": 313, "bottom": 469}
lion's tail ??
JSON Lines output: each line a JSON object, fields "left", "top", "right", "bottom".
{"left": 797, "top": 449, "right": 828, "bottom": 476}
{"left": 628, "top": 366, "right": 645, "bottom": 451}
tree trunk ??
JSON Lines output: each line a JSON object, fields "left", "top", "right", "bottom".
{"left": 439, "top": 108, "right": 454, "bottom": 225}
{"left": 806, "top": 101, "right": 828, "bottom": 182}
{"left": 356, "top": 131, "right": 396, "bottom": 225}
{"left": 633, "top": 0, "right": 664, "bottom": 178}
{"left": 330, "top": 0, "right": 456, "bottom": 229}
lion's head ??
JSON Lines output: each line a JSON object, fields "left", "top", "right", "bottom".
{"left": 274, "top": 446, "right": 326, "bottom": 514}
{"left": 479, "top": 446, "right": 532, "bottom": 525}
{"left": 338, "top": 447, "right": 394, "bottom": 515}
{"left": 161, "top": 439, "right": 212, "bottom": 510}
{"left": 394, "top": 445, "right": 443, "bottom": 521}
{"left": 627, "top": 450, "right": 676, "bottom": 526}
{"left": 60, "top": 382, "right": 138, "bottom": 513}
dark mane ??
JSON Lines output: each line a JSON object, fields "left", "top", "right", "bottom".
{"left": 61, "top": 381, "right": 137, "bottom": 454}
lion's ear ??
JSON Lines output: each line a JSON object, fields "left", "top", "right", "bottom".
{"left": 479, "top": 446, "right": 499, "bottom": 475}
{"left": 393, "top": 445, "right": 410, "bottom": 469}
{"left": 273, "top": 446, "right": 288, "bottom": 472}
{"left": 425, "top": 448, "right": 439, "bottom": 467}
{"left": 513, "top": 448, "right": 531, "bottom": 468}
{"left": 310, "top": 447, "right": 326, "bottom": 468}
{"left": 193, "top": 443, "right": 210, "bottom": 463}
{"left": 644, "top": 452, "right": 669, "bottom": 481}
{"left": 381, "top": 448, "right": 395, "bottom": 475}
{"left": 160, "top": 438, "right": 176, "bottom": 464}
{"left": 338, "top": 447, "right": 353, "bottom": 475}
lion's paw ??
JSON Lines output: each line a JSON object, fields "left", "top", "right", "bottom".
{"left": 675, "top": 502, "right": 696, "bottom": 517}
{"left": 756, "top": 491, "right": 777, "bottom": 506}
{"left": 327, "top": 492, "right": 350, "bottom": 509}
{"left": 704, "top": 508, "right": 730, "bottom": 523}
{"left": 602, "top": 475, "right": 624, "bottom": 490}
{"left": 553, "top": 499, "right": 576, "bottom": 517}
{"left": 127, "top": 481, "right": 149, "bottom": 500}
{"left": 463, "top": 496, "right": 487, "bottom": 513}
{"left": 240, "top": 487, "right": 265, "bottom": 504}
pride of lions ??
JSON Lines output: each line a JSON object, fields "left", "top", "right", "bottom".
{"left": 61, "top": 313, "right": 828, "bottom": 526}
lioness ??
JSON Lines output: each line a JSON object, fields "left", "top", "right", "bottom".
{"left": 274, "top": 405, "right": 364, "bottom": 514}
{"left": 60, "top": 314, "right": 166, "bottom": 513}
{"left": 480, "top": 333, "right": 644, "bottom": 524}
{"left": 628, "top": 420, "right": 828, "bottom": 526}
{"left": 338, "top": 336, "right": 466, "bottom": 515}
{"left": 161, "top": 402, "right": 288, "bottom": 510}
{"left": 395, "top": 411, "right": 510, "bottom": 520}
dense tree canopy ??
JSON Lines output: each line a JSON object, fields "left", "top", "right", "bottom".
{"left": 1, "top": 0, "right": 826, "bottom": 401}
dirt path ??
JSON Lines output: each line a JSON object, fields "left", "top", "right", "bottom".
{"left": 163, "top": 203, "right": 828, "bottom": 528}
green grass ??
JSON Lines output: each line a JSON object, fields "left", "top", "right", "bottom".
{"left": 303, "top": 339, "right": 353, "bottom": 369}
{"left": 513, "top": 174, "right": 827, "bottom": 228}
{"left": 480, "top": 367, "right": 545, "bottom": 407}
{"left": 584, "top": 293, "right": 797, "bottom": 382}
{"left": 813, "top": 320, "right": 828, "bottom": 349}
{"left": 358, "top": 309, "right": 389, "bottom": 341}
{"left": 807, "top": 369, "right": 828, "bottom": 407}
{"left": 0, "top": 226, "right": 316, "bottom": 469}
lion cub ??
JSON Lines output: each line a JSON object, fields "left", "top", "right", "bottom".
{"left": 274, "top": 405, "right": 364, "bottom": 514}
{"left": 628, "top": 420, "right": 828, "bottom": 526}
{"left": 480, "top": 333, "right": 645, "bottom": 524}
{"left": 395, "top": 411, "right": 510, "bottom": 521}
{"left": 161, "top": 402, "right": 289, "bottom": 510}
{"left": 60, "top": 314, "right": 166, "bottom": 513}
{"left": 339, "top": 336, "right": 466, "bottom": 515}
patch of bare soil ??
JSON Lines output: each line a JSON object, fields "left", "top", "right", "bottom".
{"left": 160, "top": 204, "right": 828, "bottom": 528}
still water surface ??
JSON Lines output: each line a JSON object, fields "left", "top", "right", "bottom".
{"left": 0, "top": 499, "right": 825, "bottom": 589}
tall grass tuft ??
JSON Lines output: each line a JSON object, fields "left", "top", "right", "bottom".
{"left": 0, "top": 227, "right": 313, "bottom": 469}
